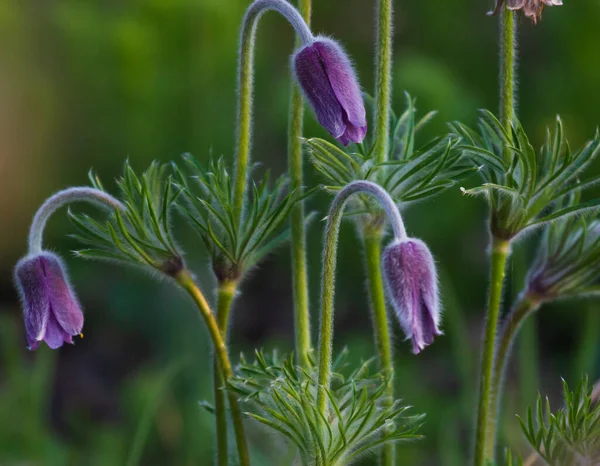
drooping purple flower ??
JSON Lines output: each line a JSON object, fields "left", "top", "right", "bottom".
{"left": 14, "top": 252, "right": 84, "bottom": 350}
{"left": 293, "top": 37, "right": 367, "bottom": 146}
{"left": 382, "top": 238, "right": 442, "bottom": 354}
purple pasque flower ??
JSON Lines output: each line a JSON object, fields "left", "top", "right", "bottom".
{"left": 489, "top": 0, "right": 563, "bottom": 24}
{"left": 382, "top": 238, "right": 442, "bottom": 354}
{"left": 15, "top": 251, "right": 84, "bottom": 350}
{"left": 293, "top": 37, "right": 367, "bottom": 146}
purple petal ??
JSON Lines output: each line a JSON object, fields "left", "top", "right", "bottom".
{"left": 15, "top": 256, "right": 50, "bottom": 342}
{"left": 41, "top": 255, "right": 84, "bottom": 336}
{"left": 313, "top": 38, "right": 366, "bottom": 131}
{"left": 43, "top": 311, "right": 72, "bottom": 349}
{"left": 293, "top": 45, "right": 345, "bottom": 139}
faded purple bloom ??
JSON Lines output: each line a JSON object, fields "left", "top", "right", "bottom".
{"left": 382, "top": 238, "right": 442, "bottom": 354}
{"left": 293, "top": 37, "right": 367, "bottom": 146}
{"left": 15, "top": 252, "right": 84, "bottom": 350}
{"left": 489, "top": 0, "right": 563, "bottom": 24}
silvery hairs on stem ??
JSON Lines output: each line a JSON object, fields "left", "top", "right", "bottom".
{"left": 15, "top": 187, "right": 124, "bottom": 351}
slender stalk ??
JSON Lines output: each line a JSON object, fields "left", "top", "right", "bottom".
{"left": 233, "top": 0, "right": 313, "bottom": 223}
{"left": 486, "top": 294, "right": 541, "bottom": 458}
{"left": 317, "top": 181, "right": 406, "bottom": 415}
{"left": 473, "top": 6, "right": 518, "bottom": 462}
{"left": 374, "top": 0, "right": 393, "bottom": 163}
{"left": 473, "top": 237, "right": 510, "bottom": 466}
{"left": 213, "top": 281, "right": 237, "bottom": 466}
{"left": 288, "top": 0, "right": 312, "bottom": 369}
{"left": 499, "top": 7, "right": 517, "bottom": 162}
{"left": 363, "top": 230, "right": 394, "bottom": 466}
{"left": 28, "top": 187, "right": 124, "bottom": 254}
{"left": 175, "top": 271, "right": 250, "bottom": 466}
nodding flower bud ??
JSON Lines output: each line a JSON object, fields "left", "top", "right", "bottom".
{"left": 489, "top": 0, "right": 563, "bottom": 24}
{"left": 382, "top": 238, "right": 442, "bottom": 354}
{"left": 15, "top": 252, "right": 84, "bottom": 350}
{"left": 293, "top": 37, "right": 367, "bottom": 146}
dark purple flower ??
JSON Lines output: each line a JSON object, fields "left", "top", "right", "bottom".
{"left": 293, "top": 37, "right": 367, "bottom": 146}
{"left": 382, "top": 238, "right": 442, "bottom": 354}
{"left": 15, "top": 252, "right": 84, "bottom": 350}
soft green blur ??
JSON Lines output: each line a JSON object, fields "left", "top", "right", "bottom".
{"left": 1, "top": 1, "right": 600, "bottom": 465}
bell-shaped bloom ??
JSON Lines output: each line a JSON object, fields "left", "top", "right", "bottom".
{"left": 489, "top": 0, "right": 563, "bottom": 24}
{"left": 292, "top": 37, "right": 367, "bottom": 146}
{"left": 382, "top": 238, "right": 442, "bottom": 354}
{"left": 14, "top": 252, "right": 84, "bottom": 350}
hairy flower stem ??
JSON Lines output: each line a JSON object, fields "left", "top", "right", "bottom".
{"left": 213, "top": 281, "right": 238, "bottom": 466}
{"left": 317, "top": 181, "right": 405, "bottom": 416}
{"left": 363, "top": 228, "right": 395, "bottom": 466}
{"left": 500, "top": 7, "right": 517, "bottom": 162}
{"left": 233, "top": 0, "right": 313, "bottom": 224}
{"left": 175, "top": 271, "right": 250, "bottom": 466}
{"left": 374, "top": 0, "right": 393, "bottom": 164}
{"left": 486, "top": 293, "right": 541, "bottom": 458}
{"left": 28, "top": 187, "right": 125, "bottom": 254}
{"left": 473, "top": 237, "right": 510, "bottom": 466}
{"left": 288, "top": 0, "right": 312, "bottom": 369}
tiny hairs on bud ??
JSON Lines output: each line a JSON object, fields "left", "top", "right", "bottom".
{"left": 15, "top": 252, "right": 84, "bottom": 350}
{"left": 293, "top": 37, "right": 367, "bottom": 146}
{"left": 382, "top": 238, "right": 442, "bottom": 354}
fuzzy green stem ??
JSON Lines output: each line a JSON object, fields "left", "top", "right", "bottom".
{"left": 213, "top": 281, "right": 237, "bottom": 466}
{"left": 486, "top": 294, "right": 541, "bottom": 459}
{"left": 288, "top": 0, "right": 312, "bottom": 369}
{"left": 317, "top": 181, "right": 405, "bottom": 416}
{"left": 473, "top": 237, "right": 510, "bottom": 466}
{"left": 374, "top": 0, "right": 393, "bottom": 163}
{"left": 363, "top": 230, "right": 395, "bottom": 466}
{"left": 28, "top": 187, "right": 125, "bottom": 255}
{"left": 233, "top": 0, "right": 313, "bottom": 224}
{"left": 500, "top": 7, "right": 517, "bottom": 162}
{"left": 175, "top": 272, "right": 250, "bottom": 466}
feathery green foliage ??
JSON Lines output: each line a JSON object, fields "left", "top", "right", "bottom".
{"left": 455, "top": 112, "right": 600, "bottom": 241}
{"left": 228, "top": 349, "right": 424, "bottom": 466}
{"left": 306, "top": 94, "right": 476, "bottom": 222}
{"left": 173, "top": 154, "right": 301, "bottom": 281}
{"left": 517, "top": 376, "right": 600, "bottom": 466}
{"left": 527, "top": 193, "right": 600, "bottom": 300}
{"left": 69, "top": 162, "right": 184, "bottom": 275}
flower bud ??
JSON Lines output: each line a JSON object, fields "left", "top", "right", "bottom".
{"left": 489, "top": 0, "right": 563, "bottom": 24}
{"left": 382, "top": 238, "right": 442, "bottom": 354}
{"left": 14, "top": 252, "right": 84, "bottom": 350}
{"left": 292, "top": 37, "right": 367, "bottom": 146}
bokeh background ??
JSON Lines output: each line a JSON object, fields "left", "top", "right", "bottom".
{"left": 1, "top": 0, "right": 599, "bottom": 464}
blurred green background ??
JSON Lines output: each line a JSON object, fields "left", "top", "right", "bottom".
{"left": 1, "top": 0, "right": 599, "bottom": 465}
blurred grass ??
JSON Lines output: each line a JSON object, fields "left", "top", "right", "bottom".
{"left": 1, "top": 0, "right": 600, "bottom": 464}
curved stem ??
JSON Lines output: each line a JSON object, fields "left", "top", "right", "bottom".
{"left": 486, "top": 294, "right": 540, "bottom": 458}
{"left": 233, "top": 0, "right": 313, "bottom": 224}
{"left": 175, "top": 271, "right": 250, "bottom": 466}
{"left": 28, "top": 187, "right": 125, "bottom": 254}
{"left": 473, "top": 236, "right": 510, "bottom": 466}
{"left": 317, "top": 181, "right": 405, "bottom": 415}
{"left": 213, "top": 281, "right": 237, "bottom": 466}
{"left": 374, "top": 0, "right": 393, "bottom": 164}
{"left": 288, "top": 0, "right": 312, "bottom": 370}
{"left": 500, "top": 7, "right": 517, "bottom": 163}
{"left": 363, "top": 231, "right": 394, "bottom": 466}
